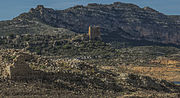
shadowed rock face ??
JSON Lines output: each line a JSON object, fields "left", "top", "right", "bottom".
{"left": 14, "top": 2, "right": 180, "bottom": 45}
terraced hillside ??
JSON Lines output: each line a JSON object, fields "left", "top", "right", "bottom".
{"left": 1, "top": 33, "right": 180, "bottom": 66}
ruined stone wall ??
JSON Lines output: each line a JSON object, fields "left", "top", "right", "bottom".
{"left": 9, "top": 53, "right": 34, "bottom": 79}
{"left": 0, "top": 51, "right": 44, "bottom": 80}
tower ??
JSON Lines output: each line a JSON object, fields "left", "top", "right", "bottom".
{"left": 88, "top": 25, "right": 101, "bottom": 40}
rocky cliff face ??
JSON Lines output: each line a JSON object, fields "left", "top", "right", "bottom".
{"left": 20, "top": 2, "right": 180, "bottom": 45}
{"left": 1, "top": 2, "right": 180, "bottom": 45}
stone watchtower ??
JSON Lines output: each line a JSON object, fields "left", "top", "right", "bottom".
{"left": 88, "top": 25, "right": 101, "bottom": 40}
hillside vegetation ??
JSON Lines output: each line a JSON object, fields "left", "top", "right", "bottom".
{"left": 0, "top": 49, "right": 179, "bottom": 97}
{"left": 0, "top": 2, "right": 180, "bottom": 97}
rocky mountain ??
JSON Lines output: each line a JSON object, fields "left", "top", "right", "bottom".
{"left": 0, "top": 2, "right": 177, "bottom": 45}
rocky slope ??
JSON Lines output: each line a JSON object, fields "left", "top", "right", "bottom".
{"left": 0, "top": 49, "right": 179, "bottom": 97}
{"left": 1, "top": 2, "right": 178, "bottom": 45}
{"left": 0, "top": 15, "right": 75, "bottom": 36}
{"left": 169, "top": 15, "right": 180, "bottom": 24}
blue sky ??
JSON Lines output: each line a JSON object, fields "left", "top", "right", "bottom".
{"left": 0, "top": 0, "right": 180, "bottom": 21}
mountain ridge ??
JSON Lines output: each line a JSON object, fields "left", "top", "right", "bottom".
{"left": 1, "top": 2, "right": 180, "bottom": 45}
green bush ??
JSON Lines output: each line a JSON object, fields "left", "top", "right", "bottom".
{"left": 63, "top": 44, "right": 71, "bottom": 49}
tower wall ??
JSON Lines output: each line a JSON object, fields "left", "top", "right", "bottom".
{"left": 88, "top": 26, "right": 101, "bottom": 40}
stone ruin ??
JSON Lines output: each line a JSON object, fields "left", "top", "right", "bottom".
{"left": 8, "top": 53, "right": 35, "bottom": 79}
{"left": 0, "top": 50, "right": 44, "bottom": 80}
{"left": 0, "top": 49, "right": 90, "bottom": 80}
{"left": 88, "top": 25, "right": 101, "bottom": 40}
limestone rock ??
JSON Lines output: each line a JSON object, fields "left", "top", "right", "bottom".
{"left": 23, "top": 2, "right": 180, "bottom": 45}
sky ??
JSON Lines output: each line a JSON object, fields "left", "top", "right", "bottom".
{"left": 0, "top": 0, "right": 180, "bottom": 21}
